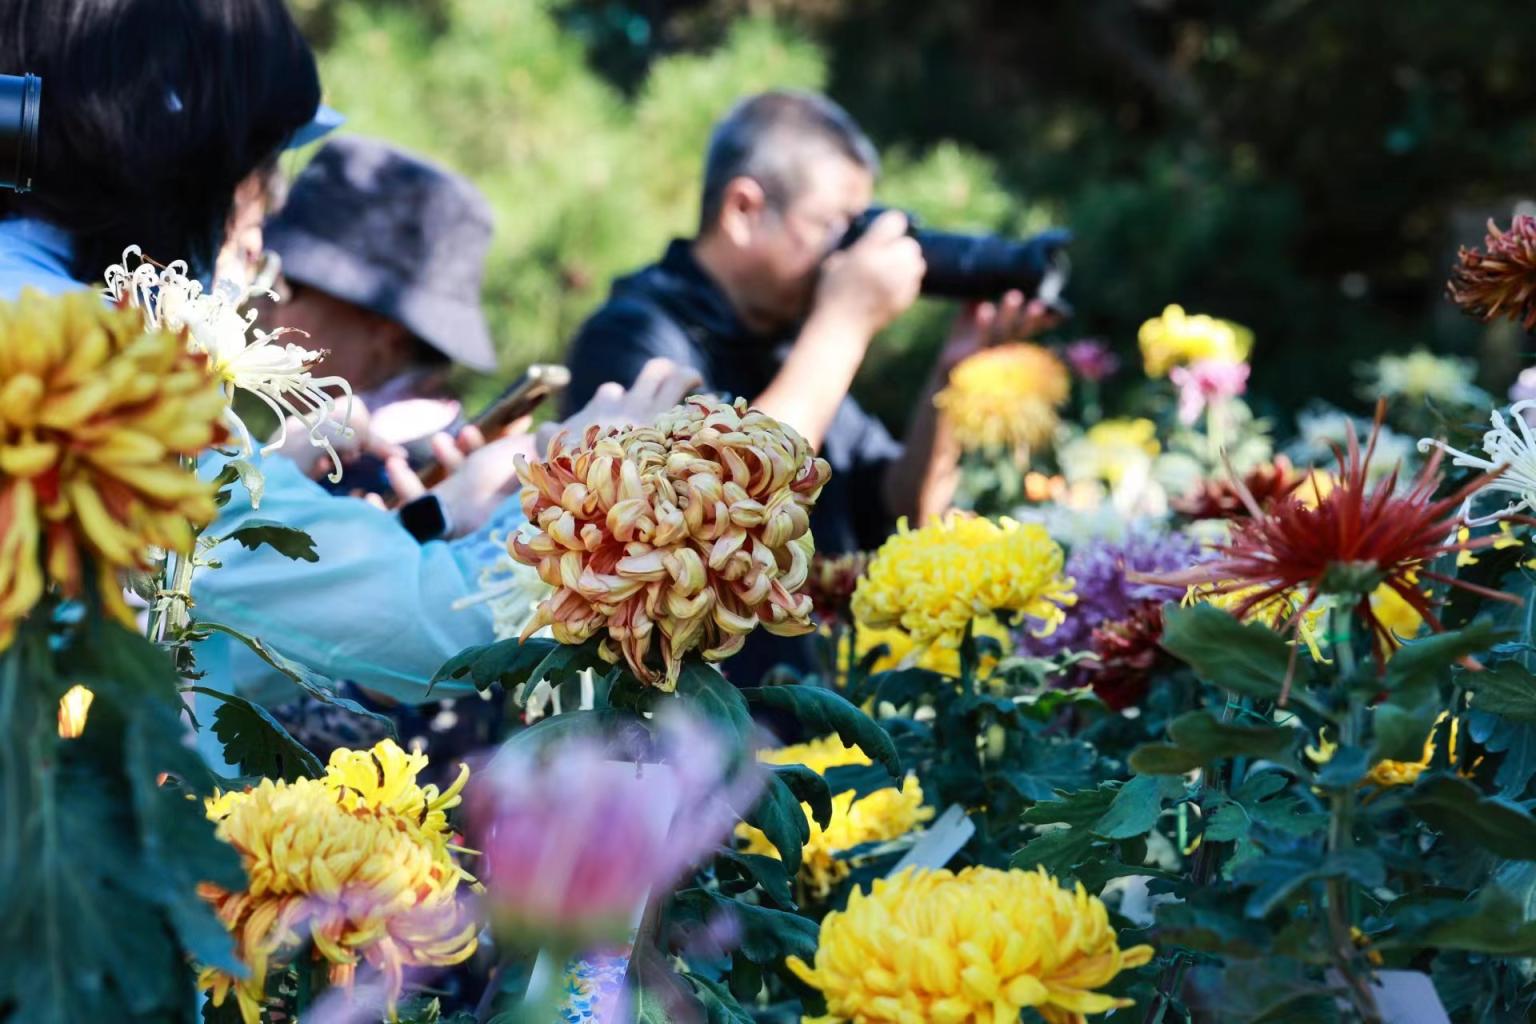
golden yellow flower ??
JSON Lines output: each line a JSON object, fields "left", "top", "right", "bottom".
{"left": 198, "top": 741, "right": 478, "bottom": 1024}
{"left": 788, "top": 866, "right": 1154, "bottom": 1024}
{"left": 56, "top": 683, "right": 94, "bottom": 739}
{"left": 511, "top": 397, "right": 830, "bottom": 689}
{"left": 1060, "top": 418, "right": 1161, "bottom": 488}
{"left": 933, "top": 342, "right": 1070, "bottom": 453}
{"left": 0, "top": 289, "right": 227, "bottom": 649}
{"left": 738, "top": 736, "right": 934, "bottom": 900}
{"left": 1138, "top": 304, "right": 1253, "bottom": 378}
{"left": 852, "top": 513, "right": 1075, "bottom": 652}
{"left": 1369, "top": 580, "right": 1426, "bottom": 646}
{"left": 841, "top": 615, "right": 1011, "bottom": 680}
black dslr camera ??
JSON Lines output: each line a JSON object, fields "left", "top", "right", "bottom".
{"left": 0, "top": 73, "right": 41, "bottom": 193}
{"left": 839, "top": 205, "right": 1072, "bottom": 316}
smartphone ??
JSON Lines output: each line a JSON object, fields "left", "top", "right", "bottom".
{"left": 413, "top": 364, "right": 571, "bottom": 489}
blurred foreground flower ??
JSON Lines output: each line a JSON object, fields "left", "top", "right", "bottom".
{"left": 0, "top": 289, "right": 228, "bottom": 649}
{"left": 1448, "top": 215, "right": 1536, "bottom": 330}
{"left": 933, "top": 342, "right": 1069, "bottom": 453}
{"left": 511, "top": 397, "right": 830, "bottom": 689}
{"left": 1157, "top": 408, "right": 1510, "bottom": 672}
{"left": 104, "top": 247, "right": 354, "bottom": 477}
{"left": 1359, "top": 349, "right": 1485, "bottom": 406}
{"left": 1138, "top": 304, "right": 1252, "bottom": 378}
{"left": 852, "top": 513, "right": 1076, "bottom": 650}
{"left": 1419, "top": 402, "right": 1536, "bottom": 525}
{"left": 1170, "top": 358, "right": 1250, "bottom": 425}
{"left": 198, "top": 740, "right": 477, "bottom": 1024}
{"left": 1059, "top": 418, "right": 1160, "bottom": 489}
{"left": 466, "top": 714, "right": 762, "bottom": 946}
{"left": 1063, "top": 338, "right": 1120, "bottom": 383}
{"left": 788, "top": 866, "right": 1153, "bottom": 1024}
{"left": 739, "top": 735, "right": 932, "bottom": 899}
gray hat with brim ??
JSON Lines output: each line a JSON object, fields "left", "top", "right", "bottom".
{"left": 265, "top": 135, "right": 499, "bottom": 372}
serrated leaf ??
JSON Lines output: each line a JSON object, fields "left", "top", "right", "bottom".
{"left": 676, "top": 660, "right": 756, "bottom": 757}
{"left": 1384, "top": 887, "right": 1536, "bottom": 955}
{"left": 217, "top": 519, "right": 318, "bottom": 562}
{"left": 195, "top": 620, "right": 396, "bottom": 737}
{"left": 772, "top": 763, "right": 834, "bottom": 830}
{"left": 1130, "top": 710, "right": 1298, "bottom": 775}
{"left": 1467, "top": 660, "right": 1536, "bottom": 724}
{"left": 1406, "top": 773, "right": 1536, "bottom": 859}
{"left": 186, "top": 686, "right": 323, "bottom": 781}
{"left": 1094, "top": 774, "right": 1180, "bottom": 840}
{"left": 1234, "top": 849, "right": 1384, "bottom": 918}
{"left": 707, "top": 892, "right": 819, "bottom": 965}
{"left": 869, "top": 667, "right": 947, "bottom": 708}
{"left": 1159, "top": 603, "right": 1296, "bottom": 704}
{"left": 715, "top": 849, "right": 797, "bottom": 909}
{"left": 744, "top": 774, "right": 810, "bottom": 875}
{"left": 1384, "top": 619, "right": 1507, "bottom": 700}
{"left": 744, "top": 684, "right": 901, "bottom": 779}
{"left": 822, "top": 761, "right": 898, "bottom": 800}
{"left": 688, "top": 971, "right": 757, "bottom": 1024}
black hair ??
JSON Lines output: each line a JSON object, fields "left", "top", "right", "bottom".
{"left": 0, "top": 0, "right": 321, "bottom": 283}
{"left": 699, "top": 90, "right": 880, "bottom": 234}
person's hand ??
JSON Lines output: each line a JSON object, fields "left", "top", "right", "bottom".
{"left": 377, "top": 418, "right": 533, "bottom": 535}
{"left": 937, "top": 291, "right": 1064, "bottom": 374}
{"left": 534, "top": 357, "right": 704, "bottom": 453}
{"left": 813, "top": 209, "right": 925, "bottom": 339}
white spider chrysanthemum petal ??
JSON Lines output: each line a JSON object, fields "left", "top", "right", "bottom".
{"left": 1418, "top": 401, "right": 1536, "bottom": 525}
{"left": 103, "top": 247, "right": 354, "bottom": 480}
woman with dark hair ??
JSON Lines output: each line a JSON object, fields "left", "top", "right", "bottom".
{"left": 0, "top": 0, "right": 323, "bottom": 291}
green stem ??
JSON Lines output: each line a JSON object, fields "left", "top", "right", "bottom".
{"left": 147, "top": 455, "right": 201, "bottom": 646}
{"left": 958, "top": 618, "right": 977, "bottom": 697}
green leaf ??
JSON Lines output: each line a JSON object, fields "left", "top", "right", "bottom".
{"left": 869, "top": 667, "right": 947, "bottom": 707}
{"left": 1011, "top": 825, "right": 1099, "bottom": 877}
{"left": 708, "top": 892, "right": 819, "bottom": 965}
{"left": 822, "top": 761, "right": 898, "bottom": 800}
{"left": 187, "top": 686, "right": 322, "bottom": 781}
{"left": 1013, "top": 783, "right": 1119, "bottom": 876}
{"left": 194, "top": 620, "right": 397, "bottom": 737}
{"left": 1467, "top": 660, "right": 1536, "bottom": 724}
{"left": 217, "top": 519, "right": 318, "bottom": 562}
{"left": 686, "top": 971, "right": 757, "bottom": 1024}
{"left": 1234, "top": 849, "right": 1384, "bottom": 918}
{"left": 744, "top": 774, "right": 810, "bottom": 875}
{"left": 1384, "top": 887, "right": 1536, "bottom": 955}
{"left": 1130, "top": 710, "right": 1297, "bottom": 775}
{"left": 743, "top": 684, "right": 901, "bottom": 779}
{"left": 1159, "top": 603, "right": 1297, "bottom": 704}
{"left": 772, "top": 763, "right": 834, "bottom": 830}
{"left": 1384, "top": 619, "right": 1507, "bottom": 701}
{"left": 676, "top": 660, "right": 756, "bottom": 756}
{"left": 715, "top": 849, "right": 797, "bottom": 909}
{"left": 1093, "top": 774, "right": 1180, "bottom": 840}
{"left": 1405, "top": 773, "right": 1536, "bottom": 859}
{"left": 1372, "top": 701, "right": 1440, "bottom": 764}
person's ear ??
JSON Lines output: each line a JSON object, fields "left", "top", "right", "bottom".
{"left": 718, "top": 177, "right": 769, "bottom": 247}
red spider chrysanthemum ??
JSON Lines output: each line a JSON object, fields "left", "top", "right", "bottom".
{"left": 1448, "top": 215, "right": 1536, "bottom": 330}
{"left": 1172, "top": 456, "right": 1304, "bottom": 522}
{"left": 1156, "top": 405, "right": 1517, "bottom": 683}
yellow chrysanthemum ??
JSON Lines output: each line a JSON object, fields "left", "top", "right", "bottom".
{"left": 1369, "top": 581, "right": 1426, "bottom": 646}
{"left": 1060, "top": 418, "right": 1161, "bottom": 488}
{"left": 511, "top": 397, "right": 830, "bottom": 690}
{"left": 1361, "top": 349, "right": 1483, "bottom": 404}
{"left": 852, "top": 513, "right": 1076, "bottom": 652}
{"left": 0, "top": 289, "right": 228, "bottom": 649}
{"left": 788, "top": 866, "right": 1154, "bottom": 1024}
{"left": 933, "top": 342, "right": 1070, "bottom": 453}
{"left": 738, "top": 736, "right": 934, "bottom": 899}
{"left": 840, "top": 615, "right": 1012, "bottom": 680}
{"left": 198, "top": 741, "right": 477, "bottom": 1024}
{"left": 1138, "top": 304, "right": 1253, "bottom": 378}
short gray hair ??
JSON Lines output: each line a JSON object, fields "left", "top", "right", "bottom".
{"left": 699, "top": 90, "right": 880, "bottom": 233}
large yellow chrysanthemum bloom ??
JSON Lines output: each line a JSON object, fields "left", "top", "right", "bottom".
{"left": 852, "top": 514, "right": 1076, "bottom": 651}
{"left": 839, "top": 615, "right": 1012, "bottom": 681}
{"left": 789, "top": 866, "right": 1154, "bottom": 1024}
{"left": 0, "top": 289, "right": 228, "bottom": 649}
{"left": 511, "top": 397, "right": 830, "bottom": 689}
{"left": 198, "top": 741, "right": 477, "bottom": 1024}
{"left": 1059, "top": 418, "right": 1161, "bottom": 488}
{"left": 1138, "top": 304, "right": 1253, "bottom": 378}
{"left": 933, "top": 342, "right": 1070, "bottom": 453}
{"left": 738, "top": 736, "right": 934, "bottom": 899}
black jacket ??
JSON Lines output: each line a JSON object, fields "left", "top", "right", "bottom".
{"left": 563, "top": 239, "right": 903, "bottom": 684}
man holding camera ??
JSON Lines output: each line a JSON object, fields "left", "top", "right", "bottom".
{"left": 564, "top": 89, "right": 1063, "bottom": 681}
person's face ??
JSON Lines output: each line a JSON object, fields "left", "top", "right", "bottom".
{"left": 263, "top": 283, "right": 416, "bottom": 393}
{"left": 728, "top": 154, "right": 874, "bottom": 327}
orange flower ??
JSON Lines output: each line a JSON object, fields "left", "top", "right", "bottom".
{"left": 510, "top": 398, "right": 830, "bottom": 689}
{"left": 0, "top": 289, "right": 227, "bottom": 647}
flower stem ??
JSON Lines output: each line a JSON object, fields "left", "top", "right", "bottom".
{"left": 958, "top": 618, "right": 977, "bottom": 697}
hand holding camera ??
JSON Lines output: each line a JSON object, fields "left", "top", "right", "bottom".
{"left": 814, "top": 208, "right": 926, "bottom": 339}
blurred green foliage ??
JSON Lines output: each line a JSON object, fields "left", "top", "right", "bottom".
{"left": 297, "top": 0, "right": 1536, "bottom": 426}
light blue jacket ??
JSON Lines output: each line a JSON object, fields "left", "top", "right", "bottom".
{"left": 0, "top": 218, "right": 508, "bottom": 705}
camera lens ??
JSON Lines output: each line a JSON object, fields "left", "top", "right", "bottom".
{"left": 0, "top": 73, "right": 42, "bottom": 193}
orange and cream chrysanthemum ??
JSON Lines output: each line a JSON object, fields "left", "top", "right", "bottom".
{"left": 510, "top": 397, "right": 830, "bottom": 689}
{"left": 0, "top": 289, "right": 227, "bottom": 648}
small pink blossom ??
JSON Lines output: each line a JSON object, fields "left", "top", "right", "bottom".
{"left": 1063, "top": 339, "right": 1121, "bottom": 383}
{"left": 1170, "top": 358, "right": 1250, "bottom": 425}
